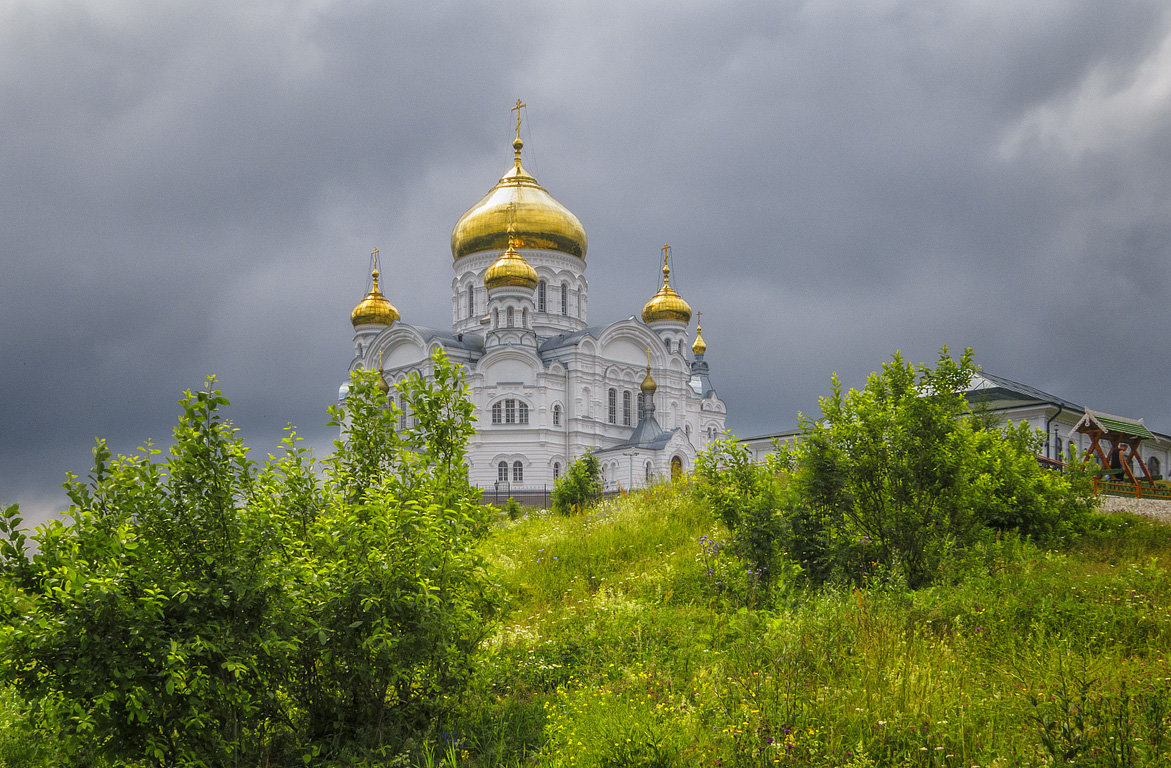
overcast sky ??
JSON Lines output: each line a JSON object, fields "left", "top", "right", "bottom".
{"left": 5, "top": 0, "right": 1171, "bottom": 528}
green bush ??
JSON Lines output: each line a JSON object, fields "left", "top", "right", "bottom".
{"left": 552, "top": 453, "right": 602, "bottom": 516}
{"left": 694, "top": 437, "right": 789, "bottom": 601}
{"left": 0, "top": 349, "right": 494, "bottom": 766}
{"left": 791, "top": 347, "right": 1093, "bottom": 588}
{"left": 506, "top": 497, "right": 522, "bottom": 521}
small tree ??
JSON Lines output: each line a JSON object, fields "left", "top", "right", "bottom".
{"left": 792, "top": 347, "right": 1090, "bottom": 587}
{"left": 0, "top": 348, "right": 495, "bottom": 766}
{"left": 552, "top": 453, "right": 602, "bottom": 515}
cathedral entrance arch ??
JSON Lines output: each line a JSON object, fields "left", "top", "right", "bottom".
{"left": 670, "top": 455, "right": 683, "bottom": 480}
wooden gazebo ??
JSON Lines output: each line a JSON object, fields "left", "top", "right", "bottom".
{"left": 1071, "top": 408, "right": 1158, "bottom": 491}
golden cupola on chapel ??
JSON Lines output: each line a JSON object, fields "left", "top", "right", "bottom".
{"left": 641, "top": 244, "right": 692, "bottom": 324}
{"left": 451, "top": 101, "right": 587, "bottom": 261}
{"left": 350, "top": 249, "right": 400, "bottom": 327}
{"left": 692, "top": 313, "right": 707, "bottom": 355}
{"left": 484, "top": 228, "right": 539, "bottom": 291}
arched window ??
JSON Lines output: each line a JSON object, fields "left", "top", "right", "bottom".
{"left": 512, "top": 460, "right": 524, "bottom": 482}
{"left": 670, "top": 456, "right": 683, "bottom": 480}
{"left": 518, "top": 402, "right": 529, "bottom": 424}
{"left": 505, "top": 399, "right": 516, "bottom": 424}
{"left": 399, "top": 405, "right": 408, "bottom": 430}
{"left": 497, "top": 461, "right": 508, "bottom": 482}
{"left": 645, "top": 461, "right": 653, "bottom": 482}
{"left": 493, "top": 308, "right": 499, "bottom": 328}
{"left": 537, "top": 280, "right": 547, "bottom": 313}
{"left": 506, "top": 306, "right": 515, "bottom": 328}
{"left": 467, "top": 287, "right": 474, "bottom": 318}
{"left": 553, "top": 404, "right": 561, "bottom": 426}
{"left": 608, "top": 388, "right": 617, "bottom": 424}
{"left": 561, "top": 283, "right": 568, "bottom": 315}
{"left": 553, "top": 461, "right": 561, "bottom": 480}
{"left": 522, "top": 308, "right": 528, "bottom": 327}
{"left": 577, "top": 290, "right": 582, "bottom": 317}
{"left": 685, "top": 423, "right": 691, "bottom": 438}
{"left": 622, "top": 391, "right": 631, "bottom": 426}
{"left": 1150, "top": 456, "right": 1162, "bottom": 478}
{"left": 492, "top": 402, "right": 502, "bottom": 424}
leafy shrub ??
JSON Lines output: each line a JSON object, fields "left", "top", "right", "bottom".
{"left": 0, "top": 349, "right": 494, "bottom": 766}
{"left": 506, "top": 497, "right": 522, "bottom": 521}
{"left": 791, "top": 347, "right": 1093, "bottom": 588}
{"left": 552, "top": 453, "right": 602, "bottom": 516}
{"left": 694, "top": 437, "right": 788, "bottom": 600}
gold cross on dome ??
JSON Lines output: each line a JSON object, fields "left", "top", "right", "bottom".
{"left": 512, "top": 98, "right": 526, "bottom": 140}
{"left": 370, "top": 247, "right": 381, "bottom": 271}
{"left": 661, "top": 243, "right": 670, "bottom": 266}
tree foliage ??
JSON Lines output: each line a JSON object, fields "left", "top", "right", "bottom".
{"left": 791, "top": 347, "right": 1091, "bottom": 587}
{"left": 0, "top": 348, "right": 494, "bottom": 766}
{"left": 552, "top": 453, "right": 602, "bottom": 516}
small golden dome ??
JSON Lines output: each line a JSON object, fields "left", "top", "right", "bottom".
{"left": 641, "top": 245, "right": 692, "bottom": 324}
{"left": 692, "top": 313, "right": 707, "bottom": 355}
{"left": 451, "top": 132, "right": 587, "bottom": 261}
{"left": 484, "top": 231, "right": 539, "bottom": 291}
{"left": 350, "top": 266, "right": 400, "bottom": 327}
{"left": 376, "top": 373, "right": 390, "bottom": 394}
{"left": 640, "top": 362, "right": 657, "bottom": 393}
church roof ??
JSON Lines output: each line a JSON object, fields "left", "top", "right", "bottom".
{"left": 536, "top": 326, "right": 607, "bottom": 352}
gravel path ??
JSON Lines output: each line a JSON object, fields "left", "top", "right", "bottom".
{"left": 1096, "top": 495, "right": 1171, "bottom": 522}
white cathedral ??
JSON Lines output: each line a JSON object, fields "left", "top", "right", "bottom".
{"left": 342, "top": 109, "right": 727, "bottom": 497}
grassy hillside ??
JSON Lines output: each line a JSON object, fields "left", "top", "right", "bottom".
{"left": 450, "top": 484, "right": 1171, "bottom": 768}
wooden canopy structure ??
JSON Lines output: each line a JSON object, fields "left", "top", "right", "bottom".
{"left": 1071, "top": 408, "right": 1158, "bottom": 488}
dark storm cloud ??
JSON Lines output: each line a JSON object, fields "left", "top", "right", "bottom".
{"left": 4, "top": 1, "right": 1171, "bottom": 527}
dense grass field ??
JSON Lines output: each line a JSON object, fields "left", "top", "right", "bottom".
{"left": 3, "top": 483, "right": 1170, "bottom": 767}
{"left": 449, "top": 484, "right": 1171, "bottom": 768}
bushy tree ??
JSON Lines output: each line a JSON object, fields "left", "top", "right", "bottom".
{"left": 552, "top": 453, "right": 602, "bottom": 515}
{"left": 0, "top": 348, "right": 494, "bottom": 765}
{"left": 792, "top": 347, "right": 1090, "bottom": 587}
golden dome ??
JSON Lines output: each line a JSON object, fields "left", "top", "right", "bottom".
{"left": 641, "top": 245, "right": 692, "bottom": 324}
{"left": 692, "top": 314, "right": 707, "bottom": 355}
{"left": 640, "top": 361, "right": 657, "bottom": 393}
{"left": 484, "top": 231, "right": 539, "bottom": 291}
{"left": 451, "top": 135, "right": 587, "bottom": 261}
{"left": 376, "top": 373, "right": 390, "bottom": 394}
{"left": 350, "top": 254, "right": 400, "bottom": 327}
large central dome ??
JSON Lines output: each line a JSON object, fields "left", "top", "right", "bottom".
{"left": 450, "top": 137, "right": 587, "bottom": 261}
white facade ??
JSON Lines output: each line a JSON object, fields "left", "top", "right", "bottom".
{"left": 344, "top": 133, "right": 727, "bottom": 494}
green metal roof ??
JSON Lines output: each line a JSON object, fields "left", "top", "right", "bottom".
{"left": 1074, "top": 409, "right": 1155, "bottom": 440}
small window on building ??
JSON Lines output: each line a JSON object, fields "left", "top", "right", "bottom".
{"left": 538, "top": 280, "right": 546, "bottom": 313}
{"left": 561, "top": 283, "right": 568, "bottom": 315}
{"left": 492, "top": 402, "right": 502, "bottom": 424}
{"left": 507, "top": 306, "right": 515, "bottom": 328}
{"left": 645, "top": 461, "right": 653, "bottom": 482}
{"left": 1150, "top": 456, "right": 1162, "bottom": 478}
{"left": 622, "top": 391, "right": 631, "bottom": 426}
{"left": 505, "top": 399, "right": 516, "bottom": 424}
{"left": 522, "top": 308, "right": 528, "bottom": 327}
{"left": 513, "top": 460, "right": 523, "bottom": 483}
{"left": 608, "top": 388, "right": 617, "bottom": 424}
{"left": 518, "top": 402, "right": 529, "bottom": 424}
{"left": 467, "top": 288, "right": 474, "bottom": 318}
{"left": 553, "top": 404, "right": 561, "bottom": 426}
{"left": 553, "top": 461, "right": 561, "bottom": 480}
{"left": 497, "top": 461, "right": 508, "bottom": 482}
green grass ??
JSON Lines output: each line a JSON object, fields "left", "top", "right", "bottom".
{"left": 449, "top": 484, "right": 1171, "bottom": 767}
